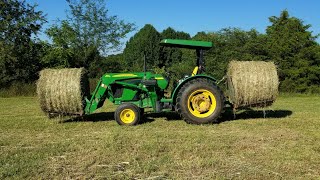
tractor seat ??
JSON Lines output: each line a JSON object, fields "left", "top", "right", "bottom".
{"left": 192, "top": 66, "right": 199, "bottom": 76}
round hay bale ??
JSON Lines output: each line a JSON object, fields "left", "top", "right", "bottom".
{"left": 227, "top": 61, "right": 279, "bottom": 109}
{"left": 37, "top": 68, "right": 90, "bottom": 116}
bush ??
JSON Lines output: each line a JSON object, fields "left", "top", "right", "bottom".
{"left": 0, "top": 82, "right": 37, "bottom": 97}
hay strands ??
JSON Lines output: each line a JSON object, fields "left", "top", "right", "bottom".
{"left": 226, "top": 60, "right": 279, "bottom": 109}
{"left": 36, "top": 68, "right": 90, "bottom": 117}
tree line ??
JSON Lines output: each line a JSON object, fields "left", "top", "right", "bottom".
{"left": 1, "top": 0, "right": 319, "bottom": 93}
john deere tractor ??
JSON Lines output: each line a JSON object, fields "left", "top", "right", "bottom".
{"left": 84, "top": 39, "right": 224, "bottom": 125}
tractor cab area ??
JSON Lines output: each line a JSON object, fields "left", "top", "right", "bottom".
{"left": 159, "top": 39, "right": 213, "bottom": 76}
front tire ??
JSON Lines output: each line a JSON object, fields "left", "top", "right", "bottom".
{"left": 115, "top": 103, "right": 141, "bottom": 126}
{"left": 176, "top": 78, "right": 224, "bottom": 124}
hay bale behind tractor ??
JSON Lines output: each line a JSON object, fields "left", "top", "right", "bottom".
{"left": 227, "top": 61, "right": 279, "bottom": 109}
{"left": 37, "top": 68, "right": 90, "bottom": 116}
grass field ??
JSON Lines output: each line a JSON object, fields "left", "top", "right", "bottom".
{"left": 0, "top": 95, "right": 320, "bottom": 179}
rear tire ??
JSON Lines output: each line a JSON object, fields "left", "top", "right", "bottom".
{"left": 115, "top": 103, "right": 141, "bottom": 126}
{"left": 176, "top": 78, "right": 224, "bottom": 124}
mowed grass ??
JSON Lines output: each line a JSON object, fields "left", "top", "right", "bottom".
{"left": 0, "top": 95, "right": 320, "bottom": 179}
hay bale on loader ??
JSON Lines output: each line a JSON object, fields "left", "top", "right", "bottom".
{"left": 37, "top": 68, "right": 90, "bottom": 116}
{"left": 227, "top": 61, "right": 279, "bottom": 109}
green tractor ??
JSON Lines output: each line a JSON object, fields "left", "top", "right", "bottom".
{"left": 84, "top": 39, "right": 225, "bottom": 125}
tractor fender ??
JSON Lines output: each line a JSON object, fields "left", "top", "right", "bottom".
{"left": 171, "top": 75, "right": 217, "bottom": 105}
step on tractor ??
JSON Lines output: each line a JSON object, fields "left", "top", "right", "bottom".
{"left": 85, "top": 39, "right": 225, "bottom": 125}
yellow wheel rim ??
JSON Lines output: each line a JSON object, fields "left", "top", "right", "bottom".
{"left": 120, "top": 109, "right": 136, "bottom": 124}
{"left": 187, "top": 89, "right": 217, "bottom": 118}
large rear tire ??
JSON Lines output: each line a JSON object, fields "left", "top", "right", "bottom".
{"left": 176, "top": 78, "right": 224, "bottom": 124}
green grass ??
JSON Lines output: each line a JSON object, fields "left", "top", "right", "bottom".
{"left": 0, "top": 95, "right": 320, "bottom": 179}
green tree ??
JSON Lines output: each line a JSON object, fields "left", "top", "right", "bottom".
{"left": 42, "top": 21, "right": 76, "bottom": 68}
{"left": 123, "top": 24, "right": 161, "bottom": 71}
{"left": 100, "top": 54, "right": 124, "bottom": 73}
{"left": 190, "top": 29, "right": 267, "bottom": 80}
{"left": 66, "top": 0, "right": 134, "bottom": 53}
{"left": 160, "top": 27, "right": 191, "bottom": 68}
{"left": 45, "top": 0, "right": 135, "bottom": 76}
{"left": 0, "top": 0, "right": 46, "bottom": 86}
{"left": 266, "top": 10, "right": 320, "bottom": 92}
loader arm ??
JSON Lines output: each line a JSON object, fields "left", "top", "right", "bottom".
{"left": 84, "top": 78, "right": 147, "bottom": 114}
{"left": 84, "top": 72, "right": 165, "bottom": 114}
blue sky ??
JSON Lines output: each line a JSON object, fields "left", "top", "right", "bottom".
{"left": 27, "top": 0, "right": 320, "bottom": 43}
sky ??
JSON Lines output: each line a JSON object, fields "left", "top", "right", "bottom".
{"left": 27, "top": 0, "right": 320, "bottom": 44}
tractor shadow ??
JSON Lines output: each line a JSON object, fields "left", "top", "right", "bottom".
{"left": 62, "top": 112, "right": 115, "bottom": 123}
{"left": 141, "top": 109, "right": 293, "bottom": 124}
{"left": 61, "top": 112, "right": 173, "bottom": 124}
{"left": 218, "top": 109, "right": 293, "bottom": 123}
{"left": 61, "top": 111, "right": 172, "bottom": 124}
{"left": 142, "top": 111, "right": 182, "bottom": 123}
